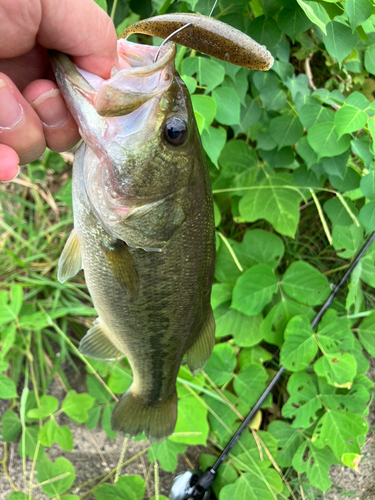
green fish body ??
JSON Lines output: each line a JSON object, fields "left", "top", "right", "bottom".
{"left": 52, "top": 41, "right": 215, "bottom": 441}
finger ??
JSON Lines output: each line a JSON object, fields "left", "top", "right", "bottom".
{"left": 0, "top": 0, "right": 118, "bottom": 79}
{"left": 0, "top": 144, "right": 20, "bottom": 182}
{"left": 23, "top": 80, "right": 80, "bottom": 152}
{"left": 0, "top": 73, "right": 46, "bottom": 164}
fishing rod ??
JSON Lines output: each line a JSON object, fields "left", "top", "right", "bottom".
{"left": 169, "top": 231, "right": 375, "bottom": 500}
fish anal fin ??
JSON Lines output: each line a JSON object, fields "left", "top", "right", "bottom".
{"left": 101, "top": 240, "right": 138, "bottom": 299}
{"left": 111, "top": 387, "right": 177, "bottom": 441}
{"left": 186, "top": 309, "right": 215, "bottom": 376}
{"left": 57, "top": 229, "right": 82, "bottom": 283}
{"left": 79, "top": 318, "right": 124, "bottom": 361}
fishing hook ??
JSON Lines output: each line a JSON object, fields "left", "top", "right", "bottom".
{"left": 154, "top": 23, "right": 193, "bottom": 63}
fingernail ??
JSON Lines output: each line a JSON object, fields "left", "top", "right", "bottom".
{"left": 0, "top": 79, "right": 22, "bottom": 128}
{"left": 31, "top": 88, "right": 68, "bottom": 127}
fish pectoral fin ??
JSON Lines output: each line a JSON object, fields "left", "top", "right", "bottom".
{"left": 79, "top": 318, "right": 125, "bottom": 361}
{"left": 186, "top": 308, "right": 215, "bottom": 376}
{"left": 57, "top": 229, "right": 82, "bottom": 283}
{"left": 101, "top": 240, "right": 138, "bottom": 299}
{"left": 111, "top": 388, "right": 177, "bottom": 441}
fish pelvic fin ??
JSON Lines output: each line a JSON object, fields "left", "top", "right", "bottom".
{"left": 101, "top": 240, "right": 138, "bottom": 299}
{"left": 57, "top": 229, "right": 82, "bottom": 283}
{"left": 79, "top": 318, "right": 125, "bottom": 361}
{"left": 111, "top": 388, "right": 177, "bottom": 442}
{"left": 186, "top": 308, "right": 215, "bottom": 376}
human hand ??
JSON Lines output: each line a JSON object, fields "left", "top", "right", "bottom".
{"left": 0, "top": 0, "right": 118, "bottom": 182}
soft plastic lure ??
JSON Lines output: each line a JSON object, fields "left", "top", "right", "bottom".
{"left": 120, "top": 13, "right": 274, "bottom": 71}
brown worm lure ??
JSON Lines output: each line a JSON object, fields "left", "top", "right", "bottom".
{"left": 120, "top": 13, "right": 274, "bottom": 71}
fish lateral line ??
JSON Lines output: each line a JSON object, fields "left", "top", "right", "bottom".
{"left": 120, "top": 13, "right": 274, "bottom": 71}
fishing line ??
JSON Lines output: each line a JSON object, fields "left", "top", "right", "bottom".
{"left": 154, "top": 23, "right": 193, "bottom": 63}
{"left": 170, "top": 230, "right": 375, "bottom": 499}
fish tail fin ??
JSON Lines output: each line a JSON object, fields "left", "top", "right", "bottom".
{"left": 111, "top": 388, "right": 177, "bottom": 442}
{"left": 186, "top": 308, "right": 215, "bottom": 375}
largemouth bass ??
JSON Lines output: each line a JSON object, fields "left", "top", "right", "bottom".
{"left": 51, "top": 14, "right": 273, "bottom": 441}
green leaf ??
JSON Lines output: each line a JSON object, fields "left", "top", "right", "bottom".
{"left": 0, "top": 324, "right": 16, "bottom": 360}
{"left": 358, "top": 313, "right": 375, "bottom": 356}
{"left": 214, "top": 239, "right": 242, "bottom": 285}
{"left": 361, "top": 240, "right": 375, "bottom": 287}
{"left": 280, "top": 315, "right": 318, "bottom": 371}
{"left": 316, "top": 310, "right": 354, "bottom": 353}
{"left": 235, "top": 96, "right": 262, "bottom": 134}
{"left": 347, "top": 0, "right": 373, "bottom": 31}
{"left": 296, "top": 136, "right": 319, "bottom": 167}
{"left": 259, "top": 87, "right": 287, "bottom": 111}
{"left": 170, "top": 395, "right": 209, "bottom": 445}
{"left": 239, "top": 172, "right": 302, "bottom": 237}
{"left": 268, "top": 421, "right": 304, "bottom": 467}
{"left": 201, "top": 126, "right": 226, "bottom": 167}
{"left": 296, "top": 0, "right": 328, "bottom": 34}
{"left": 319, "top": 376, "right": 370, "bottom": 414}
{"left": 212, "top": 87, "right": 241, "bottom": 126}
{"left": 248, "top": 16, "right": 282, "bottom": 48}
{"left": 282, "top": 372, "right": 322, "bottom": 428}
{"left": 149, "top": 439, "right": 186, "bottom": 472}
{"left": 231, "top": 429, "right": 277, "bottom": 470}
{"left": 18, "top": 426, "right": 46, "bottom": 460}
{"left": 232, "top": 265, "right": 278, "bottom": 316}
{"left": 269, "top": 115, "right": 303, "bottom": 148}
{"left": 62, "top": 390, "right": 95, "bottom": 423}
{"left": 8, "top": 494, "right": 35, "bottom": 500}
{"left": 277, "top": 7, "right": 312, "bottom": 42}
{"left": 93, "top": 0, "right": 107, "bottom": 12}
{"left": 27, "top": 395, "right": 59, "bottom": 419}
{"left": 182, "top": 57, "right": 225, "bottom": 93}
{"left": 102, "top": 402, "right": 117, "bottom": 439}
{"left": 86, "top": 375, "right": 112, "bottom": 404}
{"left": 360, "top": 171, "right": 375, "bottom": 200}
{"left": 314, "top": 353, "right": 357, "bottom": 388}
{"left": 38, "top": 418, "right": 73, "bottom": 451}
{"left": 312, "top": 410, "right": 368, "bottom": 460}
{"left": 261, "top": 299, "right": 312, "bottom": 347}
{"left": 299, "top": 104, "right": 335, "bottom": 129}
{"left": 324, "top": 197, "right": 357, "bottom": 226}
{"left": 292, "top": 442, "right": 336, "bottom": 492}
{"left": 282, "top": 261, "right": 330, "bottom": 306}
{"left": 233, "top": 364, "right": 269, "bottom": 407}
{"left": 322, "top": 151, "right": 349, "bottom": 177}
{"left": 1, "top": 410, "right": 21, "bottom": 442}
{"left": 234, "top": 230, "right": 285, "bottom": 271}
{"left": 359, "top": 201, "right": 375, "bottom": 232}
{"left": 334, "top": 105, "right": 368, "bottom": 137}
{"left": 204, "top": 343, "right": 236, "bottom": 386}
{"left": 107, "top": 366, "right": 132, "bottom": 395}
{"left": 324, "top": 21, "right": 359, "bottom": 66}
{"left": 220, "top": 470, "right": 283, "bottom": 500}
{"left": 0, "top": 373, "right": 17, "bottom": 398}
{"left": 94, "top": 475, "right": 145, "bottom": 500}
{"left": 307, "top": 122, "right": 351, "bottom": 159}
{"left": 37, "top": 457, "right": 75, "bottom": 497}
{"left": 332, "top": 223, "right": 363, "bottom": 258}
{"left": 211, "top": 284, "right": 232, "bottom": 310}
{"left": 364, "top": 46, "right": 375, "bottom": 74}
{"left": 191, "top": 95, "right": 216, "bottom": 128}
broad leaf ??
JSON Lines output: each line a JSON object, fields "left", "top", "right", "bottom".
{"left": 323, "top": 21, "right": 359, "bottom": 66}
{"left": 282, "top": 372, "right": 322, "bottom": 428}
{"left": 282, "top": 261, "right": 330, "bottom": 306}
{"left": 204, "top": 343, "right": 236, "bottom": 386}
{"left": 280, "top": 315, "right": 317, "bottom": 371}
{"left": 292, "top": 442, "right": 336, "bottom": 492}
{"left": 37, "top": 457, "right": 75, "bottom": 497}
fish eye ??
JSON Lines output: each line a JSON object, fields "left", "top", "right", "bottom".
{"left": 164, "top": 117, "right": 187, "bottom": 145}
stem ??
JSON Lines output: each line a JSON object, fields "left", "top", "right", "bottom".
{"left": 110, "top": 0, "right": 119, "bottom": 20}
{"left": 114, "top": 437, "right": 128, "bottom": 483}
{"left": 1, "top": 443, "right": 19, "bottom": 492}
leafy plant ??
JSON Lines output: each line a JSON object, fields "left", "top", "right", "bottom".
{"left": 1, "top": 0, "right": 375, "bottom": 498}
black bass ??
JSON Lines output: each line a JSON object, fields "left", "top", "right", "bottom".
{"left": 51, "top": 41, "right": 215, "bottom": 441}
{"left": 51, "top": 14, "right": 273, "bottom": 441}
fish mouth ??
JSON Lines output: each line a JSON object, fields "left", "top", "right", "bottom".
{"left": 50, "top": 42, "right": 176, "bottom": 118}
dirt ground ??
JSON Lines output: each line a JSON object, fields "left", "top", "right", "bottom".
{"left": 1, "top": 362, "right": 374, "bottom": 500}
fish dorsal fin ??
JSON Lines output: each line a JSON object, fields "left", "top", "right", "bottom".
{"left": 186, "top": 308, "right": 215, "bottom": 376}
{"left": 57, "top": 229, "right": 82, "bottom": 283}
{"left": 101, "top": 240, "right": 138, "bottom": 299}
{"left": 79, "top": 318, "right": 124, "bottom": 361}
